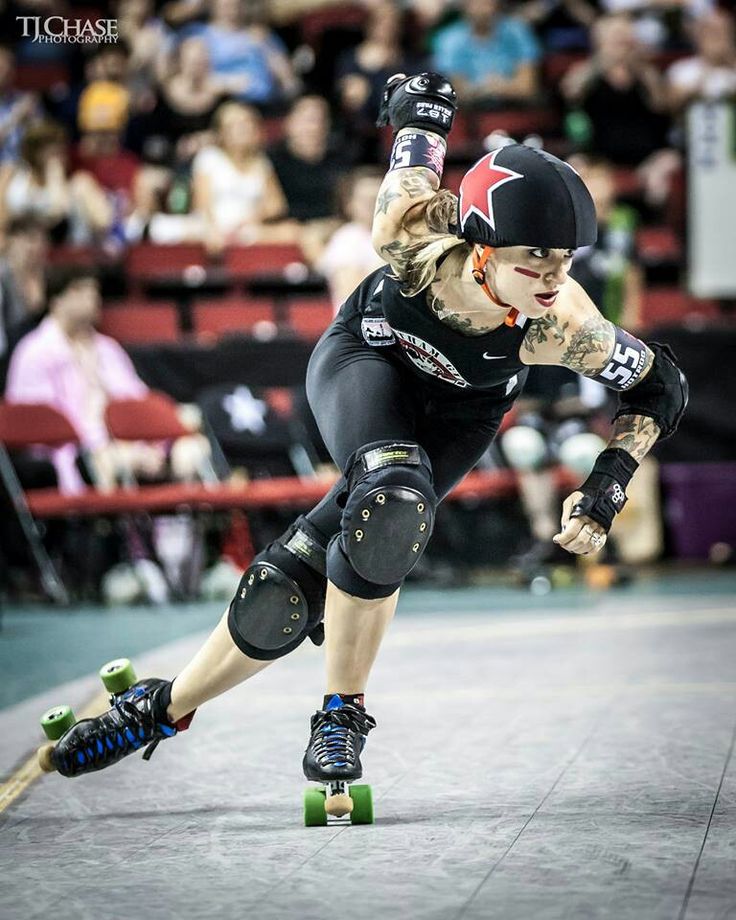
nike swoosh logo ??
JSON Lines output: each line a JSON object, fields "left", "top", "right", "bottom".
{"left": 482, "top": 353, "right": 506, "bottom": 360}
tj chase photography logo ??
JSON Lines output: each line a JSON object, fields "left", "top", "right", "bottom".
{"left": 16, "top": 16, "right": 118, "bottom": 43}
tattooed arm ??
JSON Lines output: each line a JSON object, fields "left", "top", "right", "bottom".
{"left": 371, "top": 128, "right": 443, "bottom": 279}
{"left": 521, "top": 277, "right": 661, "bottom": 464}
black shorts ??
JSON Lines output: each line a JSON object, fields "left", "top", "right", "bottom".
{"left": 303, "top": 320, "right": 524, "bottom": 540}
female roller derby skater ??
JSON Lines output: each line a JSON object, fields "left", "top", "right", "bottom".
{"left": 40, "top": 74, "right": 688, "bottom": 822}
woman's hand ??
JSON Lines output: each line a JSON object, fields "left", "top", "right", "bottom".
{"left": 553, "top": 490, "right": 608, "bottom": 555}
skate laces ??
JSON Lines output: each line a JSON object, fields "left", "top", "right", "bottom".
{"left": 59, "top": 685, "right": 175, "bottom": 773}
{"left": 310, "top": 705, "right": 376, "bottom": 769}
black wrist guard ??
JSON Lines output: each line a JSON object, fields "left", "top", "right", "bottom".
{"left": 570, "top": 448, "right": 639, "bottom": 533}
{"left": 376, "top": 72, "right": 457, "bottom": 139}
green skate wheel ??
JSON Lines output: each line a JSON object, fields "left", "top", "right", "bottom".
{"left": 40, "top": 705, "right": 76, "bottom": 741}
{"left": 349, "top": 784, "right": 374, "bottom": 825}
{"left": 99, "top": 658, "right": 137, "bottom": 694}
{"left": 304, "top": 788, "right": 327, "bottom": 827}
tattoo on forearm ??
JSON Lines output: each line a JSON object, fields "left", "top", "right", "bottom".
{"left": 560, "top": 316, "right": 614, "bottom": 374}
{"left": 522, "top": 313, "right": 569, "bottom": 354}
{"left": 609, "top": 414, "right": 660, "bottom": 463}
{"left": 375, "top": 185, "right": 402, "bottom": 216}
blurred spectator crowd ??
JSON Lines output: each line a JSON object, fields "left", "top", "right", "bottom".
{"left": 0, "top": 0, "right": 734, "bottom": 600}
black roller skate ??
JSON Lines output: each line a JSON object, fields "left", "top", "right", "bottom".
{"left": 302, "top": 694, "right": 376, "bottom": 827}
{"left": 37, "top": 659, "right": 194, "bottom": 777}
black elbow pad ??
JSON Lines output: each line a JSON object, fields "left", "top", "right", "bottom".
{"left": 613, "top": 342, "right": 688, "bottom": 440}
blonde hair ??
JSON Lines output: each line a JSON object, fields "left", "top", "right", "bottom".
{"left": 398, "top": 189, "right": 469, "bottom": 296}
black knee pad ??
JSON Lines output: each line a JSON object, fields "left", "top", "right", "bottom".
{"left": 338, "top": 441, "right": 436, "bottom": 586}
{"left": 228, "top": 516, "right": 327, "bottom": 660}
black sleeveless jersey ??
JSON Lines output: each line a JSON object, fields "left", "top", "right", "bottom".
{"left": 339, "top": 265, "right": 529, "bottom": 396}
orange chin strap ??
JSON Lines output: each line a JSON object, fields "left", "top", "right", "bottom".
{"left": 471, "top": 245, "right": 519, "bottom": 327}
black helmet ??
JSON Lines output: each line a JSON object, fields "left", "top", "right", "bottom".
{"left": 457, "top": 145, "right": 597, "bottom": 249}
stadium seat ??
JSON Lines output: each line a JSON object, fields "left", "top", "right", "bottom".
{"left": 126, "top": 243, "right": 208, "bottom": 280}
{"left": 0, "top": 402, "right": 82, "bottom": 603}
{"left": 613, "top": 168, "right": 641, "bottom": 198}
{"left": 476, "top": 108, "right": 560, "bottom": 141}
{"left": 46, "top": 245, "right": 101, "bottom": 267}
{"left": 443, "top": 167, "right": 466, "bottom": 195}
{"left": 14, "top": 63, "right": 69, "bottom": 92}
{"left": 636, "top": 226, "right": 683, "bottom": 266}
{"left": 300, "top": 4, "right": 367, "bottom": 44}
{"left": 193, "top": 298, "right": 276, "bottom": 338}
{"left": 641, "top": 288, "right": 719, "bottom": 326}
{"left": 104, "top": 392, "right": 191, "bottom": 443}
{"left": 543, "top": 52, "right": 586, "bottom": 86}
{"left": 287, "top": 297, "right": 334, "bottom": 340}
{"left": 99, "top": 302, "right": 180, "bottom": 344}
{"left": 225, "top": 244, "right": 306, "bottom": 279}
{"left": 262, "top": 117, "right": 286, "bottom": 144}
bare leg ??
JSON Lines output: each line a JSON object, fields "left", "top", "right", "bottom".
{"left": 167, "top": 580, "right": 398, "bottom": 721}
{"left": 324, "top": 581, "right": 400, "bottom": 695}
{"left": 168, "top": 609, "right": 271, "bottom": 721}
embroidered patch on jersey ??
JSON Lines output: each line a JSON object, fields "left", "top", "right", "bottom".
{"left": 393, "top": 329, "right": 470, "bottom": 388}
{"left": 361, "top": 316, "right": 396, "bottom": 347}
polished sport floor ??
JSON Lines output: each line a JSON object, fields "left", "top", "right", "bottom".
{"left": 2, "top": 571, "right": 735, "bottom": 920}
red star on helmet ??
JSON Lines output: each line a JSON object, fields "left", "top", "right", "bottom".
{"left": 459, "top": 150, "right": 524, "bottom": 233}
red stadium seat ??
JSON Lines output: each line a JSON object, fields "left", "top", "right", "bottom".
{"left": 300, "top": 4, "right": 367, "bottom": 44}
{"left": 193, "top": 297, "right": 276, "bottom": 338}
{"left": 14, "top": 63, "right": 69, "bottom": 92}
{"left": 99, "top": 302, "right": 180, "bottom": 344}
{"left": 543, "top": 52, "right": 586, "bottom": 86}
{"left": 225, "top": 244, "right": 305, "bottom": 278}
{"left": 641, "top": 288, "right": 719, "bottom": 326}
{"left": 126, "top": 243, "right": 208, "bottom": 280}
{"left": 46, "top": 245, "right": 101, "bottom": 267}
{"left": 443, "top": 166, "right": 466, "bottom": 196}
{"left": 0, "top": 402, "right": 78, "bottom": 450}
{"left": 262, "top": 117, "right": 285, "bottom": 144}
{"left": 476, "top": 108, "right": 560, "bottom": 141}
{"left": 105, "top": 392, "right": 190, "bottom": 442}
{"left": 613, "top": 168, "right": 641, "bottom": 198}
{"left": 287, "top": 297, "right": 335, "bottom": 340}
{"left": 636, "top": 226, "right": 683, "bottom": 265}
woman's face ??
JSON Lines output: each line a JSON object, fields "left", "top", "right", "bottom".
{"left": 180, "top": 38, "right": 210, "bottom": 78}
{"left": 347, "top": 176, "right": 382, "bottom": 227}
{"left": 486, "top": 245, "right": 574, "bottom": 318}
{"left": 219, "top": 106, "right": 262, "bottom": 155}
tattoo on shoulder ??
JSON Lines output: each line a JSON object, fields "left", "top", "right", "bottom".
{"left": 522, "top": 313, "right": 569, "bottom": 354}
{"left": 610, "top": 415, "right": 660, "bottom": 463}
{"left": 560, "top": 316, "right": 614, "bottom": 374}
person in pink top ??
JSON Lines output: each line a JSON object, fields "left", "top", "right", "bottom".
{"left": 6, "top": 266, "right": 207, "bottom": 493}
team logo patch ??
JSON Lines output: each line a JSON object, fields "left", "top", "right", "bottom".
{"left": 361, "top": 316, "right": 395, "bottom": 347}
{"left": 393, "top": 329, "right": 470, "bottom": 388}
{"left": 459, "top": 149, "right": 524, "bottom": 233}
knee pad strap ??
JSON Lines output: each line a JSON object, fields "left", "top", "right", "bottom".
{"left": 228, "top": 517, "right": 327, "bottom": 660}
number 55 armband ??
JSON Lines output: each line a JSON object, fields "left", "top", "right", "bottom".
{"left": 591, "top": 330, "right": 689, "bottom": 441}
